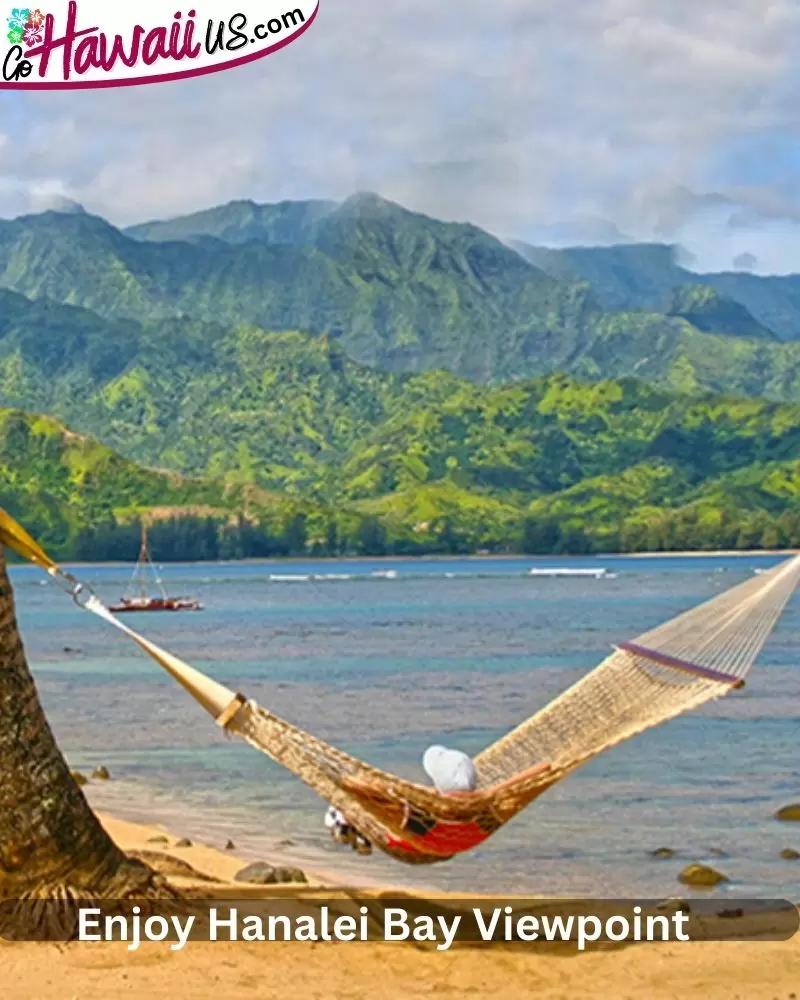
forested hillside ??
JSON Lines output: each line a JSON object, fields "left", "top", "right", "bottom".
{"left": 3, "top": 195, "right": 800, "bottom": 558}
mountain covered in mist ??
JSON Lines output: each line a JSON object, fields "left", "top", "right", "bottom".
{"left": 0, "top": 192, "right": 797, "bottom": 393}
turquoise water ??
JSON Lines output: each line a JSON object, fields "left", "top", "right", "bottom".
{"left": 12, "top": 554, "right": 800, "bottom": 897}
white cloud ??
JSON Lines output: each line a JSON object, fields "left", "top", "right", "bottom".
{"left": 1, "top": 0, "right": 799, "bottom": 269}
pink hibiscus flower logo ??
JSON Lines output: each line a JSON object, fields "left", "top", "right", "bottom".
{"left": 22, "top": 19, "right": 40, "bottom": 45}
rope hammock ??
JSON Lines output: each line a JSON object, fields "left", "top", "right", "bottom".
{"left": 3, "top": 507, "right": 799, "bottom": 866}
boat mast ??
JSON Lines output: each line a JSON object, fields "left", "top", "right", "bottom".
{"left": 138, "top": 523, "right": 149, "bottom": 600}
{"left": 145, "top": 523, "right": 168, "bottom": 600}
{"left": 125, "top": 520, "right": 168, "bottom": 600}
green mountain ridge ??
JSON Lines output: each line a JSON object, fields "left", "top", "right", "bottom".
{"left": 512, "top": 240, "right": 800, "bottom": 342}
{"left": 3, "top": 287, "right": 800, "bottom": 495}
{"left": 126, "top": 197, "right": 339, "bottom": 246}
{"left": 2, "top": 195, "right": 800, "bottom": 556}
{"left": 0, "top": 198, "right": 590, "bottom": 384}
{"left": 126, "top": 194, "right": 800, "bottom": 344}
{"left": 4, "top": 318, "right": 800, "bottom": 556}
{"left": 665, "top": 284, "right": 776, "bottom": 341}
{"left": 0, "top": 405, "right": 232, "bottom": 553}
{"left": 3, "top": 194, "right": 800, "bottom": 396}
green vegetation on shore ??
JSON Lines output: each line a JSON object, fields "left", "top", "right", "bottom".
{"left": 7, "top": 366, "right": 800, "bottom": 560}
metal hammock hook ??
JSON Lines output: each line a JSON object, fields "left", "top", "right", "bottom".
{"left": 47, "top": 567, "right": 97, "bottom": 608}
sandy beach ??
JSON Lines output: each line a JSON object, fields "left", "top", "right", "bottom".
{"left": 3, "top": 811, "right": 797, "bottom": 1000}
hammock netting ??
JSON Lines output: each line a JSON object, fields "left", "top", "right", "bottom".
{"left": 83, "top": 553, "right": 800, "bottom": 865}
{"left": 2, "top": 505, "right": 799, "bottom": 866}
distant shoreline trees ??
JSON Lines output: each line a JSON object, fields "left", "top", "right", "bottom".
{"left": 56, "top": 508, "right": 800, "bottom": 563}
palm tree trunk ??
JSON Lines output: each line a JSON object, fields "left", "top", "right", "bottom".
{"left": 0, "top": 549, "right": 171, "bottom": 903}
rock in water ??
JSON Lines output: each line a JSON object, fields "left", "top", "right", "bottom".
{"left": 235, "top": 862, "right": 279, "bottom": 885}
{"left": 71, "top": 770, "right": 88, "bottom": 787}
{"left": 92, "top": 766, "right": 110, "bottom": 780}
{"left": 780, "top": 848, "right": 800, "bottom": 860}
{"left": 678, "top": 863, "right": 729, "bottom": 888}
{"left": 147, "top": 835, "right": 169, "bottom": 845}
{"left": 650, "top": 847, "right": 675, "bottom": 859}
{"left": 174, "top": 838, "right": 193, "bottom": 848}
{"left": 225, "top": 840, "right": 236, "bottom": 851}
{"left": 707, "top": 847, "right": 728, "bottom": 858}
{"left": 775, "top": 804, "right": 800, "bottom": 822}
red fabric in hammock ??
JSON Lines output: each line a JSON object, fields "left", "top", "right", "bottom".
{"left": 385, "top": 820, "right": 492, "bottom": 858}
{"left": 381, "top": 763, "right": 554, "bottom": 858}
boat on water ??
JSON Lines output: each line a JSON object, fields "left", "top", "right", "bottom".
{"left": 529, "top": 567, "right": 616, "bottom": 579}
{"left": 109, "top": 524, "right": 202, "bottom": 613}
{"left": 111, "top": 596, "right": 203, "bottom": 612}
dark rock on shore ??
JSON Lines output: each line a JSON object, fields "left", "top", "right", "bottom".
{"left": 234, "top": 862, "right": 307, "bottom": 885}
{"left": 650, "top": 847, "right": 675, "bottom": 859}
{"left": 276, "top": 867, "right": 308, "bottom": 884}
{"left": 235, "top": 862, "right": 279, "bottom": 884}
{"left": 92, "top": 766, "right": 110, "bottom": 780}
{"left": 780, "top": 848, "right": 800, "bottom": 860}
{"left": 174, "top": 838, "right": 193, "bottom": 848}
{"left": 71, "top": 770, "right": 88, "bottom": 787}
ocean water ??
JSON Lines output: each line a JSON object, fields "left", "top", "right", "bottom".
{"left": 11, "top": 554, "right": 800, "bottom": 899}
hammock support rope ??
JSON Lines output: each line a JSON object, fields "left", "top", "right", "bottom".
{"left": 2, "top": 506, "right": 799, "bottom": 866}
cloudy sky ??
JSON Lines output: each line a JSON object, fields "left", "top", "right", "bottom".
{"left": 1, "top": 0, "right": 800, "bottom": 272}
